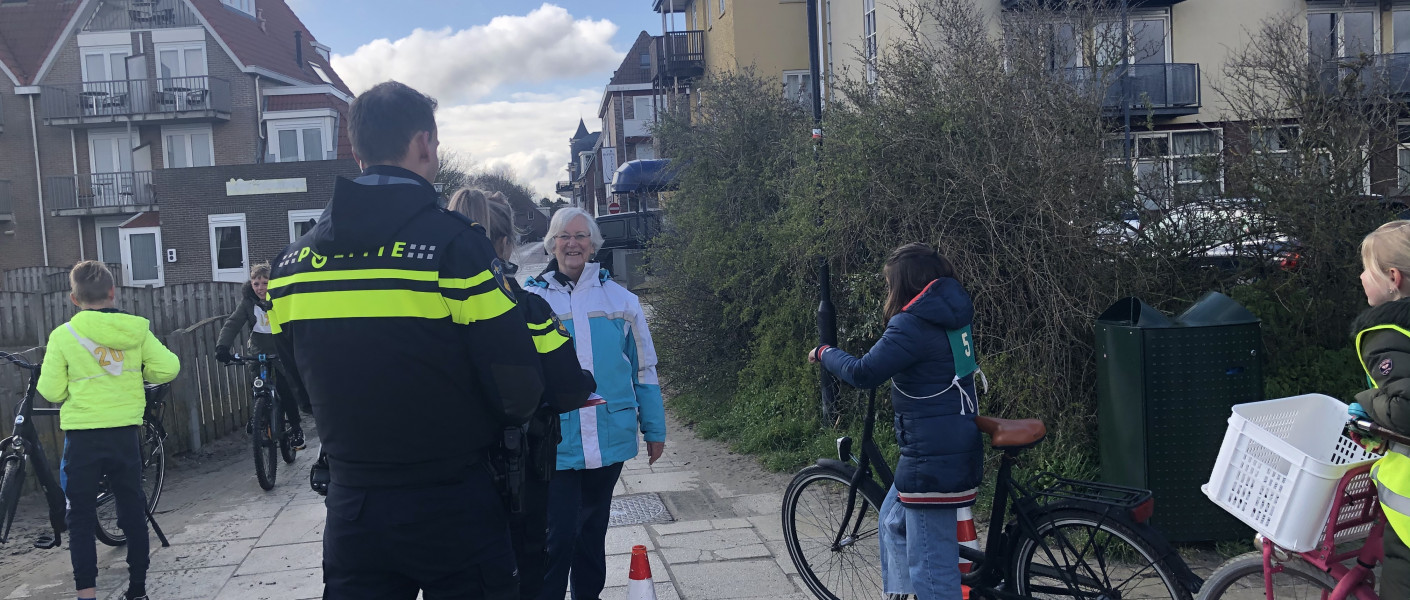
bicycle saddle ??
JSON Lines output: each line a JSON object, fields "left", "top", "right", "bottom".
{"left": 975, "top": 416, "right": 1046, "bottom": 449}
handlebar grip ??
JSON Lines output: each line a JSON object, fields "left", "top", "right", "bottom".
{"left": 1351, "top": 418, "right": 1410, "bottom": 446}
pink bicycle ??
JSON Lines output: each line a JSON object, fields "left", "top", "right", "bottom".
{"left": 1197, "top": 418, "right": 1409, "bottom": 600}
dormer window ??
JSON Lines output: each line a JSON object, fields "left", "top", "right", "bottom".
{"left": 222, "top": 0, "right": 255, "bottom": 18}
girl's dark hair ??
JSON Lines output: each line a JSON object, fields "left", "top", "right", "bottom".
{"left": 882, "top": 243, "right": 957, "bottom": 321}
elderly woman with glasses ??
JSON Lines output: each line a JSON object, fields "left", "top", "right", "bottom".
{"left": 525, "top": 207, "right": 666, "bottom": 600}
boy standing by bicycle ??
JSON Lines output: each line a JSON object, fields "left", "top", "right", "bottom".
{"left": 36, "top": 261, "right": 180, "bottom": 600}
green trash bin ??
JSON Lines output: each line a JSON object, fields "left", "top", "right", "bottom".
{"left": 1095, "top": 291, "right": 1263, "bottom": 543}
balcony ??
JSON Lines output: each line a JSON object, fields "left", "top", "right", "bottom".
{"left": 40, "top": 76, "right": 232, "bottom": 128}
{"left": 46, "top": 172, "right": 157, "bottom": 217}
{"left": 651, "top": 31, "right": 705, "bottom": 83}
{"left": 1002, "top": 0, "right": 1188, "bottom": 8}
{"left": 1318, "top": 53, "right": 1410, "bottom": 99}
{"left": 1065, "top": 63, "right": 1201, "bottom": 118}
{"left": 82, "top": 0, "right": 204, "bottom": 32}
{"left": 0, "top": 180, "right": 12, "bottom": 221}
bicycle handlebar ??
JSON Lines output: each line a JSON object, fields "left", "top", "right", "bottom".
{"left": 1348, "top": 417, "right": 1410, "bottom": 447}
{"left": 0, "top": 351, "right": 38, "bottom": 371}
{"left": 223, "top": 353, "right": 277, "bottom": 366}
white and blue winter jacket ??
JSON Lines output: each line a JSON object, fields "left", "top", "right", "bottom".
{"left": 526, "top": 262, "right": 666, "bottom": 470}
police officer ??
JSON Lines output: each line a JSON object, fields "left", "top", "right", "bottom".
{"left": 268, "top": 81, "right": 544, "bottom": 599}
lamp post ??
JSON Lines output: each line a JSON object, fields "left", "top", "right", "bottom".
{"left": 807, "top": 0, "right": 839, "bottom": 422}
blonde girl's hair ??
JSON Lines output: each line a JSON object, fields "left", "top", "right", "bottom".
{"left": 447, "top": 187, "right": 517, "bottom": 260}
{"left": 249, "top": 262, "right": 271, "bottom": 280}
{"left": 1361, "top": 220, "right": 1410, "bottom": 287}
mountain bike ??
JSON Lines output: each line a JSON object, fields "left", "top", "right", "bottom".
{"left": 0, "top": 351, "right": 170, "bottom": 550}
{"left": 782, "top": 388, "right": 1203, "bottom": 599}
{"left": 225, "top": 353, "right": 296, "bottom": 490}
{"left": 95, "top": 382, "right": 169, "bottom": 546}
{"left": 1195, "top": 417, "right": 1409, "bottom": 600}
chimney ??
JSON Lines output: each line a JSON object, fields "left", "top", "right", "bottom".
{"left": 295, "top": 31, "right": 304, "bottom": 66}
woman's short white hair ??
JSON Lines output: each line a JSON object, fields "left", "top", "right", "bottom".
{"left": 544, "top": 207, "right": 604, "bottom": 254}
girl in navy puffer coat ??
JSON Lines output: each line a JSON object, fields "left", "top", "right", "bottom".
{"left": 809, "top": 242, "right": 982, "bottom": 599}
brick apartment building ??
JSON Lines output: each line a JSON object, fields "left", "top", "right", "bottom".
{"left": 0, "top": 0, "right": 359, "bottom": 288}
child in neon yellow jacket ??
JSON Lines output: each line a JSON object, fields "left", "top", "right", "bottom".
{"left": 36, "top": 261, "right": 178, "bottom": 600}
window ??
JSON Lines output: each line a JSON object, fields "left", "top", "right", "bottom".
{"left": 221, "top": 0, "right": 255, "bottom": 17}
{"left": 1309, "top": 10, "right": 1377, "bottom": 62}
{"left": 639, "top": 52, "right": 651, "bottom": 70}
{"left": 1171, "top": 131, "right": 1221, "bottom": 198}
{"left": 81, "top": 46, "right": 128, "bottom": 83}
{"left": 207, "top": 214, "right": 247, "bottom": 283}
{"left": 864, "top": 0, "right": 877, "bottom": 84}
{"left": 268, "top": 119, "right": 329, "bottom": 162}
{"left": 163, "top": 126, "right": 213, "bottom": 168}
{"left": 288, "top": 209, "right": 322, "bottom": 242}
{"left": 636, "top": 144, "right": 656, "bottom": 160}
{"left": 633, "top": 96, "right": 655, "bottom": 121}
{"left": 706, "top": 1, "right": 712, "bottom": 28}
{"left": 309, "top": 62, "right": 332, "bottom": 84}
{"left": 155, "top": 43, "right": 206, "bottom": 81}
{"left": 1397, "top": 10, "right": 1410, "bottom": 54}
{"left": 1110, "top": 129, "right": 1223, "bottom": 207}
{"left": 784, "top": 70, "right": 812, "bottom": 104}
{"left": 719, "top": 0, "right": 726, "bottom": 15}
{"left": 1399, "top": 124, "right": 1410, "bottom": 194}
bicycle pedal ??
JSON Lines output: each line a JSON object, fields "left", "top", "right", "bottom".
{"left": 32, "top": 534, "right": 60, "bottom": 549}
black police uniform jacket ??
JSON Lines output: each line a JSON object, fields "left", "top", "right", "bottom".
{"left": 269, "top": 165, "right": 544, "bottom": 488}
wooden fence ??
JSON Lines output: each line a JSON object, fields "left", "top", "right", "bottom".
{"left": 0, "top": 315, "right": 256, "bottom": 494}
{"left": 3, "top": 264, "right": 124, "bottom": 294}
{"left": 0, "top": 282, "right": 242, "bottom": 347}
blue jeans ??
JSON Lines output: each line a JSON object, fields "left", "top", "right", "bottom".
{"left": 880, "top": 485, "right": 960, "bottom": 598}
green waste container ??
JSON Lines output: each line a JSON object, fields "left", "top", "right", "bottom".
{"left": 1095, "top": 291, "right": 1263, "bottom": 543}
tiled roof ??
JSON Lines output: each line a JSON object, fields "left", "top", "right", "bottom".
{"left": 187, "top": 0, "right": 351, "bottom": 95}
{"left": 0, "top": 0, "right": 82, "bottom": 85}
{"left": 608, "top": 32, "right": 654, "bottom": 86}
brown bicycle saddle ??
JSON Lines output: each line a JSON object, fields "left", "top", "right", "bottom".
{"left": 974, "top": 416, "right": 1047, "bottom": 448}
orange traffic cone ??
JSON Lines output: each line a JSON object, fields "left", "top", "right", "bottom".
{"left": 628, "top": 544, "right": 658, "bottom": 600}
{"left": 957, "top": 507, "right": 979, "bottom": 600}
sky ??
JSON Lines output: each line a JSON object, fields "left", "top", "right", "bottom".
{"left": 287, "top": 1, "right": 663, "bottom": 198}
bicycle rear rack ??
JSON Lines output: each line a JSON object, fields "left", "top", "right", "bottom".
{"left": 1028, "top": 472, "right": 1152, "bottom": 511}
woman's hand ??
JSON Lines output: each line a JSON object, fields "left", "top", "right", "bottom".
{"left": 646, "top": 441, "right": 666, "bottom": 465}
{"left": 807, "top": 346, "right": 830, "bottom": 364}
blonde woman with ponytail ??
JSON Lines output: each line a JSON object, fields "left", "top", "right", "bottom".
{"left": 447, "top": 188, "right": 595, "bottom": 600}
{"left": 1350, "top": 220, "right": 1410, "bottom": 599}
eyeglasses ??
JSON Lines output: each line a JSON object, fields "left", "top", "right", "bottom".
{"left": 555, "top": 233, "right": 591, "bottom": 243}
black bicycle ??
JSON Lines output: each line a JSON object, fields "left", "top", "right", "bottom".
{"left": 0, "top": 351, "right": 170, "bottom": 550}
{"left": 782, "top": 389, "right": 1203, "bottom": 600}
{"left": 225, "top": 353, "right": 296, "bottom": 490}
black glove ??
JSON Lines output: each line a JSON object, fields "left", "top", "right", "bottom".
{"left": 310, "top": 453, "right": 330, "bottom": 496}
{"left": 215, "top": 346, "right": 232, "bottom": 364}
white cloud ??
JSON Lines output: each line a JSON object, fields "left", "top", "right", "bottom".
{"left": 330, "top": 4, "right": 623, "bottom": 104}
{"left": 437, "top": 89, "right": 602, "bottom": 200}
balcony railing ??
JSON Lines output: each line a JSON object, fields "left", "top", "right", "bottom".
{"left": 40, "top": 76, "right": 232, "bottom": 126}
{"left": 1318, "top": 53, "right": 1410, "bottom": 98}
{"left": 46, "top": 172, "right": 157, "bottom": 215}
{"left": 0, "top": 180, "right": 12, "bottom": 220}
{"left": 1064, "top": 63, "right": 1201, "bottom": 117}
{"left": 82, "top": 0, "right": 204, "bottom": 32}
{"left": 651, "top": 31, "right": 705, "bottom": 83}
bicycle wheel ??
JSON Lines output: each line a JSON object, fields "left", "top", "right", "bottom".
{"left": 1010, "top": 508, "right": 1192, "bottom": 600}
{"left": 253, "top": 394, "right": 277, "bottom": 491}
{"left": 1195, "top": 552, "right": 1336, "bottom": 600}
{"left": 97, "top": 423, "right": 165, "bottom": 546}
{"left": 783, "top": 465, "right": 887, "bottom": 600}
{"left": 276, "top": 397, "right": 296, "bottom": 465}
{"left": 0, "top": 455, "right": 26, "bottom": 544}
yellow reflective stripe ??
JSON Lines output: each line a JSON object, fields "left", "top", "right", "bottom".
{"left": 527, "top": 318, "right": 554, "bottom": 332}
{"left": 438, "top": 270, "right": 494, "bottom": 290}
{"left": 444, "top": 289, "right": 516, "bottom": 324}
{"left": 269, "top": 269, "right": 437, "bottom": 290}
{"left": 273, "top": 289, "right": 451, "bottom": 321}
{"left": 1356, "top": 324, "right": 1410, "bottom": 388}
{"left": 533, "top": 330, "right": 570, "bottom": 353}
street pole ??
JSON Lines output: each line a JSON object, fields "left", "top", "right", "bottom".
{"left": 1121, "top": 0, "right": 1133, "bottom": 189}
{"left": 807, "top": 0, "right": 839, "bottom": 422}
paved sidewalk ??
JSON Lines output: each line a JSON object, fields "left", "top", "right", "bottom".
{"left": 0, "top": 413, "right": 814, "bottom": 600}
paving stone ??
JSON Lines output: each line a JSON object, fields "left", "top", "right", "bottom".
{"left": 604, "top": 524, "right": 654, "bottom": 553}
{"left": 671, "top": 559, "right": 795, "bottom": 599}
{"left": 620, "top": 471, "right": 699, "bottom": 494}
{"left": 255, "top": 503, "right": 325, "bottom": 547}
{"left": 649, "top": 520, "right": 714, "bottom": 536}
{"left": 730, "top": 493, "right": 783, "bottom": 517}
{"left": 193, "top": 502, "right": 287, "bottom": 523}
{"left": 658, "top": 547, "right": 707, "bottom": 564}
{"left": 709, "top": 481, "right": 743, "bottom": 499}
{"left": 747, "top": 515, "right": 786, "bottom": 543}
{"left": 714, "top": 543, "right": 772, "bottom": 560}
{"left": 598, "top": 582, "right": 680, "bottom": 600}
{"left": 116, "top": 566, "right": 237, "bottom": 600}
{"left": 175, "top": 517, "right": 272, "bottom": 543}
{"left": 234, "top": 542, "right": 323, "bottom": 576}
{"left": 148, "top": 539, "right": 257, "bottom": 572}
{"left": 764, "top": 540, "right": 800, "bottom": 576}
{"left": 657, "top": 528, "right": 765, "bottom": 553}
{"left": 214, "top": 567, "right": 322, "bottom": 600}
{"left": 709, "top": 518, "right": 753, "bottom": 530}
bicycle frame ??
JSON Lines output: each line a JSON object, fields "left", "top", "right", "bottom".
{"left": 1255, "top": 464, "right": 1384, "bottom": 600}
{"left": 0, "top": 352, "right": 64, "bottom": 546}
